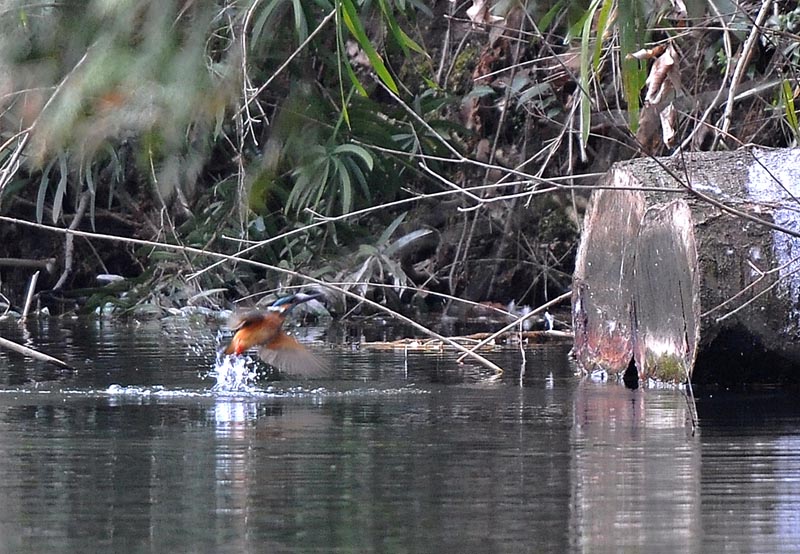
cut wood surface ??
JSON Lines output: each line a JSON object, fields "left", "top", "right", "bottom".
{"left": 572, "top": 147, "right": 800, "bottom": 383}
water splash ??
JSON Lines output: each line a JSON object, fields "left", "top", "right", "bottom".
{"left": 207, "top": 350, "right": 259, "bottom": 392}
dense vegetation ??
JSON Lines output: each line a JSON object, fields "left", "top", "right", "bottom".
{"left": 0, "top": 0, "right": 797, "bottom": 320}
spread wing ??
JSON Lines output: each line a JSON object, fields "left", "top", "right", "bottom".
{"left": 228, "top": 310, "right": 268, "bottom": 331}
{"left": 257, "top": 332, "right": 329, "bottom": 379}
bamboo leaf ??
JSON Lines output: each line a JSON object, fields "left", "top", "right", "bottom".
{"left": 378, "top": 211, "right": 407, "bottom": 245}
{"left": 377, "top": 0, "right": 428, "bottom": 57}
{"left": 619, "top": 0, "right": 646, "bottom": 132}
{"left": 383, "top": 228, "right": 432, "bottom": 257}
{"left": 538, "top": 0, "right": 563, "bottom": 33}
{"left": 51, "top": 154, "right": 68, "bottom": 224}
{"left": 579, "top": 0, "right": 601, "bottom": 148}
{"left": 331, "top": 157, "right": 351, "bottom": 212}
{"left": 342, "top": 155, "right": 369, "bottom": 199}
{"left": 251, "top": 0, "right": 284, "bottom": 51}
{"left": 335, "top": 4, "right": 363, "bottom": 124}
{"left": 340, "top": 0, "right": 398, "bottom": 94}
{"left": 593, "top": 0, "right": 614, "bottom": 70}
{"left": 334, "top": 143, "right": 373, "bottom": 170}
{"left": 291, "top": 0, "right": 309, "bottom": 42}
{"left": 36, "top": 159, "right": 56, "bottom": 224}
{"left": 782, "top": 79, "right": 800, "bottom": 142}
{"left": 517, "top": 82, "right": 553, "bottom": 107}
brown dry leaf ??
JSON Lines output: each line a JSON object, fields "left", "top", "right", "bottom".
{"left": 627, "top": 44, "right": 666, "bottom": 61}
{"left": 645, "top": 45, "right": 680, "bottom": 105}
{"left": 472, "top": 42, "right": 505, "bottom": 83}
{"left": 466, "top": 0, "right": 503, "bottom": 27}
{"left": 461, "top": 96, "right": 484, "bottom": 134}
{"left": 659, "top": 103, "right": 677, "bottom": 148}
{"left": 635, "top": 103, "right": 662, "bottom": 154}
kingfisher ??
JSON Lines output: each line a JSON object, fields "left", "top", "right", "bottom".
{"left": 223, "top": 292, "right": 327, "bottom": 378}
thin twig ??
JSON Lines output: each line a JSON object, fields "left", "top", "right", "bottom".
{"left": 53, "top": 191, "right": 90, "bottom": 290}
{"left": 718, "top": 0, "right": 773, "bottom": 145}
{"left": 0, "top": 336, "right": 73, "bottom": 370}
{"left": 236, "top": 8, "right": 337, "bottom": 117}
{"left": 456, "top": 291, "right": 572, "bottom": 364}
{"left": 21, "top": 271, "right": 40, "bottom": 322}
{"left": 0, "top": 47, "right": 92, "bottom": 194}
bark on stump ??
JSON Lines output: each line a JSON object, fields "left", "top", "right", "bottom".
{"left": 572, "top": 147, "right": 800, "bottom": 383}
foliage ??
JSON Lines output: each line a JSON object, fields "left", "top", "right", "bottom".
{"left": 0, "top": 0, "right": 798, "bottom": 315}
{"left": 342, "top": 211, "right": 431, "bottom": 295}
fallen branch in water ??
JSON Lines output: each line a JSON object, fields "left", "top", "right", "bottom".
{"left": 362, "top": 329, "right": 573, "bottom": 351}
{"left": 0, "top": 335, "right": 73, "bottom": 370}
{"left": 456, "top": 292, "right": 572, "bottom": 363}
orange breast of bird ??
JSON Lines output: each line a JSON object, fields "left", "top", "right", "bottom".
{"left": 224, "top": 311, "right": 287, "bottom": 355}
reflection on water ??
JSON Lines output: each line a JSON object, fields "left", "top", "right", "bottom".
{"left": 0, "top": 318, "right": 799, "bottom": 552}
{"left": 571, "top": 381, "right": 700, "bottom": 551}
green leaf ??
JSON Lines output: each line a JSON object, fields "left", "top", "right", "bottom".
{"left": 331, "top": 156, "right": 351, "bottom": 212}
{"left": 291, "top": 0, "right": 309, "bottom": 42}
{"left": 51, "top": 154, "right": 69, "bottom": 224}
{"left": 593, "top": 0, "right": 614, "bottom": 70}
{"left": 251, "top": 0, "right": 284, "bottom": 50}
{"left": 383, "top": 228, "right": 432, "bottom": 257}
{"left": 619, "top": 0, "right": 646, "bottom": 132}
{"left": 466, "top": 85, "right": 496, "bottom": 99}
{"left": 340, "top": 0, "right": 399, "bottom": 94}
{"left": 342, "top": 155, "right": 369, "bottom": 199}
{"left": 538, "top": 0, "right": 563, "bottom": 33}
{"left": 782, "top": 79, "right": 800, "bottom": 142}
{"left": 358, "top": 244, "right": 379, "bottom": 257}
{"left": 334, "top": 143, "right": 373, "bottom": 170}
{"left": 377, "top": 0, "right": 428, "bottom": 57}
{"left": 510, "top": 74, "right": 530, "bottom": 94}
{"left": 378, "top": 211, "right": 407, "bottom": 246}
{"left": 517, "top": 82, "right": 553, "bottom": 107}
{"left": 579, "top": 0, "right": 601, "bottom": 149}
{"left": 335, "top": 7, "right": 364, "bottom": 123}
{"left": 36, "top": 159, "right": 56, "bottom": 224}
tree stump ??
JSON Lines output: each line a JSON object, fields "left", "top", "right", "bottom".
{"left": 572, "top": 147, "right": 800, "bottom": 383}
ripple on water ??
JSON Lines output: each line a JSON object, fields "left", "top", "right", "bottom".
{"left": 0, "top": 349, "right": 430, "bottom": 403}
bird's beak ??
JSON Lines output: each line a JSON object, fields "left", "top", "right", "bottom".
{"left": 293, "top": 291, "right": 323, "bottom": 304}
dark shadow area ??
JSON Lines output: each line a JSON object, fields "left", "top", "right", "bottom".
{"left": 695, "top": 388, "right": 800, "bottom": 432}
{"left": 693, "top": 324, "right": 799, "bottom": 388}
{"left": 622, "top": 358, "right": 639, "bottom": 390}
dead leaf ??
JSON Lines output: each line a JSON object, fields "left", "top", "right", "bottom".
{"left": 636, "top": 103, "right": 662, "bottom": 154}
{"left": 645, "top": 45, "right": 680, "bottom": 105}
{"left": 466, "top": 0, "right": 503, "bottom": 27}
{"left": 627, "top": 44, "right": 666, "bottom": 61}
{"left": 659, "top": 103, "right": 677, "bottom": 148}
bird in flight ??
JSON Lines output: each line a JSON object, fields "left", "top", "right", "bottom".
{"left": 223, "top": 292, "right": 327, "bottom": 378}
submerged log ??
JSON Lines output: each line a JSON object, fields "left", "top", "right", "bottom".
{"left": 572, "top": 147, "right": 800, "bottom": 383}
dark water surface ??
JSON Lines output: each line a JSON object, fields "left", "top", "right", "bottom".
{"left": 0, "top": 317, "right": 799, "bottom": 553}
